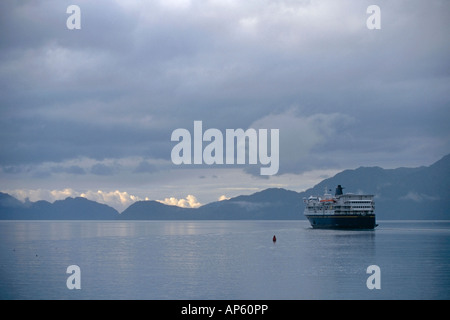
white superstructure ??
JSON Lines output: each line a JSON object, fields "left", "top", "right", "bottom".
{"left": 303, "top": 185, "right": 376, "bottom": 229}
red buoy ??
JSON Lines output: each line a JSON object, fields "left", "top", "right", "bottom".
{"left": 273, "top": 235, "right": 277, "bottom": 242}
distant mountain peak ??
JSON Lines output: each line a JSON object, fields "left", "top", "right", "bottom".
{"left": 1, "top": 153, "right": 449, "bottom": 220}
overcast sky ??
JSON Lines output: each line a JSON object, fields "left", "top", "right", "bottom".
{"left": 1, "top": 0, "right": 449, "bottom": 211}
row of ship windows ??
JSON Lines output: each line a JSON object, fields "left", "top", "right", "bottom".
{"left": 345, "top": 201, "right": 372, "bottom": 204}
{"left": 308, "top": 206, "right": 373, "bottom": 211}
{"left": 307, "top": 206, "right": 373, "bottom": 210}
{"left": 308, "top": 206, "right": 374, "bottom": 212}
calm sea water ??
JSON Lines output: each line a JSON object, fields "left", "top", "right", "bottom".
{"left": 0, "top": 220, "right": 449, "bottom": 300}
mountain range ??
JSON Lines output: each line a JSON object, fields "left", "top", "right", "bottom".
{"left": 1, "top": 154, "right": 449, "bottom": 220}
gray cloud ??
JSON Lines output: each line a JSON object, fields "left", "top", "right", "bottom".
{"left": 51, "top": 165, "right": 86, "bottom": 175}
{"left": 90, "top": 163, "right": 114, "bottom": 176}
{"left": 134, "top": 161, "right": 158, "bottom": 174}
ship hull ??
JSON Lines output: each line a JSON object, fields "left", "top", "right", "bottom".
{"left": 305, "top": 214, "right": 377, "bottom": 230}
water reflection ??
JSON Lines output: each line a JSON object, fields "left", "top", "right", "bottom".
{"left": 1, "top": 220, "right": 449, "bottom": 299}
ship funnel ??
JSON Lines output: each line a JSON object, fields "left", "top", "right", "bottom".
{"left": 335, "top": 185, "right": 344, "bottom": 196}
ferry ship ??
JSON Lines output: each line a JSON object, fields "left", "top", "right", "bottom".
{"left": 303, "top": 185, "right": 377, "bottom": 229}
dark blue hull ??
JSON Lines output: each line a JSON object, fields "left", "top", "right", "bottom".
{"left": 306, "top": 214, "right": 377, "bottom": 230}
